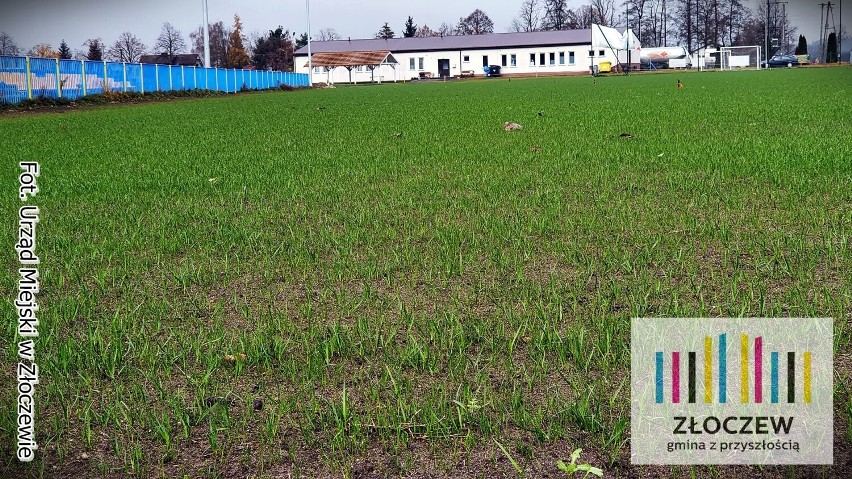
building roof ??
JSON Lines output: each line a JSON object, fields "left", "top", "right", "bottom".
{"left": 306, "top": 51, "right": 399, "bottom": 68}
{"left": 139, "top": 54, "right": 202, "bottom": 66}
{"left": 295, "top": 29, "right": 592, "bottom": 56}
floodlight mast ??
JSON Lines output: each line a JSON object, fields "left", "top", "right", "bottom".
{"left": 765, "top": 0, "right": 770, "bottom": 63}
{"left": 306, "top": 0, "right": 312, "bottom": 86}
{"left": 202, "top": 0, "right": 210, "bottom": 68}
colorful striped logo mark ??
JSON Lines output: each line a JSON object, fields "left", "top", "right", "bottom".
{"left": 654, "top": 333, "right": 812, "bottom": 404}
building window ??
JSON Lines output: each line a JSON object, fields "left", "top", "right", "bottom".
{"left": 559, "top": 52, "right": 565, "bottom": 65}
{"left": 569, "top": 52, "right": 575, "bottom": 64}
{"left": 599, "top": 50, "right": 605, "bottom": 56}
{"left": 510, "top": 54, "right": 517, "bottom": 67}
{"left": 409, "top": 58, "right": 415, "bottom": 69}
{"left": 539, "top": 53, "right": 546, "bottom": 65}
{"left": 501, "top": 54, "right": 507, "bottom": 67}
{"left": 418, "top": 57, "right": 424, "bottom": 70}
{"left": 589, "top": 50, "right": 595, "bottom": 57}
{"left": 529, "top": 53, "right": 536, "bottom": 65}
{"left": 549, "top": 52, "right": 556, "bottom": 65}
{"left": 463, "top": 55, "right": 470, "bottom": 62}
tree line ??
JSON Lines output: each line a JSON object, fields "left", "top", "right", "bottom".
{"left": 508, "top": 0, "right": 800, "bottom": 54}
{"left": 0, "top": 14, "right": 306, "bottom": 71}
{"left": 1, "top": 3, "right": 845, "bottom": 67}
{"left": 372, "top": 9, "right": 496, "bottom": 39}
{"left": 365, "top": 2, "right": 813, "bottom": 57}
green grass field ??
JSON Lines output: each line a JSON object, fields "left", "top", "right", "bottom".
{"left": 2, "top": 67, "right": 851, "bottom": 478}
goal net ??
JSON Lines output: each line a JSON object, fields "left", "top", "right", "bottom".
{"left": 719, "top": 46, "right": 762, "bottom": 70}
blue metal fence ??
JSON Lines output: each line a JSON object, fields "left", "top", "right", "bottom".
{"left": 0, "top": 55, "right": 309, "bottom": 104}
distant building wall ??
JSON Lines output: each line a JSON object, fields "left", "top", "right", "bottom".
{"left": 296, "top": 44, "right": 622, "bottom": 83}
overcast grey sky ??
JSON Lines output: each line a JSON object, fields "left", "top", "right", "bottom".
{"left": 1, "top": 0, "right": 848, "bottom": 55}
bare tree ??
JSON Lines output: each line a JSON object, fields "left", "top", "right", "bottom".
{"left": 675, "top": 0, "right": 694, "bottom": 51}
{"left": 455, "top": 9, "right": 494, "bottom": 35}
{"left": 437, "top": 22, "right": 454, "bottom": 36}
{"left": 542, "top": 0, "right": 570, "bottom": 30}
{"left": 316, "top": 28, "right": 341, "bottom": 41}
{"left": 416, "top": 25, "right": 441, "bottom": 37}
{"left": 510, "top": 0, "right": 543, "bottom": 32}
{"left": 590, "top": 0, "right": 618, "bottom": 26}
{"left": 566, "top": 5, "right": 597, "bottom": 29}
{"left": 626, "top": 0, "right": 648, "bottom": 43}
{"left": 108, "top": 32, "right": 147, "bottom": 62}
{"left": 155, "top": 22, "right": 187, "bottom": 55}
{"left": 0, "top": 32, "right": 20, "bottom": 55}
{"left": 190, "top": 21, "right": 230, "bottom": 67}
{"left": 727, "top": 0, "right": 745, "bottom": 46}
{"left": 644, "top": 0, "right": 667, "bottom": 47}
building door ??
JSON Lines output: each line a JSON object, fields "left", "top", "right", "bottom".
{"left": 438, "top": 59, "right": 450, "bottom": 78}
{"left": 482, "top": 55, "right": 489, "bottom": 67}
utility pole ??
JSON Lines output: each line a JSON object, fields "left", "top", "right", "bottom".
{"left": 821, "top": 2, "right": 836, "bottom": 62}
{"left": 820, "top": 3, "right": 826, "bottom": 61}
{"left": 202, "top": 0, "right": 210, "bottom": 68}
{"left": 626, "top": 1, "right": 630, "bottom": 74}
{"left": 306, "top": 0, "right": 312, "bottom": 86}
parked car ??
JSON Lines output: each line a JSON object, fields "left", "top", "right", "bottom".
{"left": 761, "top": 54, "right": 800, "bottom": 68}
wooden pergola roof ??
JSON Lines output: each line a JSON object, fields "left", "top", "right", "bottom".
{"left": 305, "top": 51, "right": 399, "bottom": 68}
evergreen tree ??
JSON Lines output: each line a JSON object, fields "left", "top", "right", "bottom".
{"left": 403, "top": 16, "right": 417, "bottom": 38}
{"left": 295, "top": 33, "right": 308, "bottom": 49}
{"left": 376, "top": 22, "right": 395, "bottom": 39}
{"left": 85, "top": 38, "right": 103, "bottom": 60}
{"left": 826, "top": 32, "right": 838, "bottom": 63}
{"left": 794, "top": 35, "right": 807, "bottom": 55}
{"left": 226, "top": 14, "right": 251, "bottom": 68}
{"left": 252, "top": 27, "right": 294, "bottom": 71}
{"left": 58, "top": 39, "right": 72, "bottom": 59}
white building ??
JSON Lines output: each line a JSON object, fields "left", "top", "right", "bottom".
{"left": 294, "top": 25, "right": 640, "bottom": 84}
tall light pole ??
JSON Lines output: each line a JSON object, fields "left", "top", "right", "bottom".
{"left": 306, "top": 0, "right": 313, "bottom": 85}
{"left": 202, "top": 0, "right": 210, "bottom": 68}
{"left": 765, "top": 0, "right": 770, "bottom": 63}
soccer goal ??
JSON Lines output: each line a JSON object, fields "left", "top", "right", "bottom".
{"left": 719, "top": 45, "right": 762, "bottom": 70}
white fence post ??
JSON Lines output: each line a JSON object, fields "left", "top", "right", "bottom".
{"left": 55, "top": 58, "right": 61, "bottom": 98}
{"left": 25, "top": 57, "right": 32, "bottom": 100}
{"left": 122, "top": 62, "right": 127, "bottom": 92}
{"left": 81, "top": 60, "right": 87, "bottom": 96}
